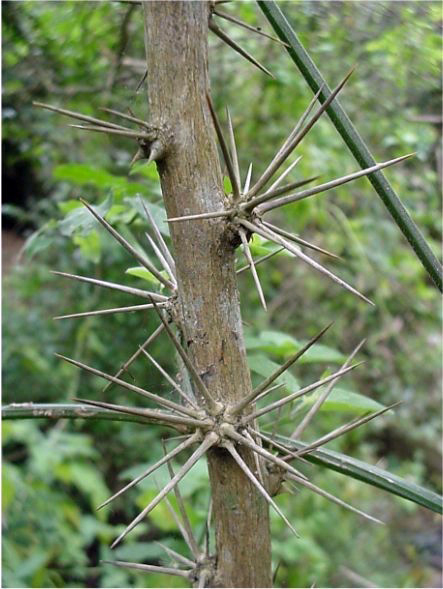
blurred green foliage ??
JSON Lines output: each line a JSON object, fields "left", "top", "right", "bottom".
{"left": 2, "top": 1, "right": 441, "bottom": 588}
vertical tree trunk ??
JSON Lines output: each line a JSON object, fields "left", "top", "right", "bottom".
{"left": 143, "top": 2, "right": 272, "bottom": 586}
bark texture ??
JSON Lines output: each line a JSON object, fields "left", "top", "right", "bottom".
{"left": 143, "top": 2, "right": 272, "bottom": 586}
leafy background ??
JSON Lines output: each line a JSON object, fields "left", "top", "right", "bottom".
{"left": 2, "top": 1, "right": 442, "bottom": 587}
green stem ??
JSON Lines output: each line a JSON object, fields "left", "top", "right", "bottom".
{"left": 2, "top": 403, "right": 149, "bottom": 425}
{"left": 258, "top": 0, "right": 442, "bottom": 292}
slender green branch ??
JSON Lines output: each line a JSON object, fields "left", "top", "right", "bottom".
{"left": 2, "top": 403, "right": 151, "bottom": 425}
{"left": 258, "top": 0, "right": 442, "bottom": 292}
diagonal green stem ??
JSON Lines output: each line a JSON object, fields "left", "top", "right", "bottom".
{"left": 258, "top": 0, "right": 442, "bottom": 292}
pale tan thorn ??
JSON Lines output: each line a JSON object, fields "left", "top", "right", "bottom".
{"left": 231, "top": 321, "right": 333, "bottom": 415}
{"left": 103, "top": 323, "right": 164, "bottom": 393}
{"left": 224, "top": 440, "right": 299, "bottom": 537}
{"left": 97, "top": 432, "right": 200, "bottom": 510}
{"left": 242, "top": 173, "right": 319, "bottom": 211}
{"left": 55, "top": 353, "right": 202, "bottom": 419}
{"left": 236, "top": 246, "right": 285, "bottom": 275}
{"left": 285, "top": 473, "right": 384, "bottom": 525}
{"left": 98, "top": 106, "right": 157, "bottom": 132}
{"left": 245, "top": 362, "right": 364, "bottom": 422}
{"left": 162, "top": 493, "right": 202, "bottom": 561}
{"left": 257, "top": 153, "right": 415, "bottom": 215}
{"left": 51, "top": 270, "right": 168, "bottom": 301}
{"left": 291, "top": 339, "right": 366, "bottom": 441}
{"left": 53, "top": 302, "right": 164, "bottom": 320}
{"left": 227, "top": 427, "right": 308, "bottom": 481}
{"left": 246, "top": 85, "right": 324, "bottom": 198}
{"left": 101, "top": 560, "right": 192, "bottom": 579}
{"left": 213, "top": 9, "right": 290, "bottom": 46}
{"left": 265, "top": 156, "right": 303, "bottom": 194}
{"left": 243, "top": 429, "right": 266, "bottom": 486}
{"left": 79, "top": 198, "right": 175, "bottom": 290}
{"left": 226, "top": 106, "right": 241, "bottom": 199}
{"left": 162, "top": 440, "right": 202, "bottom": 560}
{"left": 294, "top": 402, "right": 401, "bottom": 458}
{"left": 140, "top": 348, "right": 198, "bottom": 409}
{"left": 261, "top": 221, "right": 341, "bottom": 260}
{"left": 155, "top": 541, "right": 195, "bottom": 568}
{"left": 145, "top": 232, "right": 177, "bottom": 287}
{"left": 206, "top": 92, "right": 240, "bottom": 198}
{"left": 32, "top": 101, "right": 128, "bottom": 130}
{"left": 150, "top": 299, "right": 221, "bottom": 414}
{"left": 239, "top": 229, "right": 267, "bottom": 311}
{"left": 139, "top": 197, "right": 177, "bottom": 277}
{"left": 240, "top": 219, "right": 375, "bottom": 306}
{"left": 250, "top": 427, "right": 306, "bottom": 465}
{"left": 73, "top": 397, "right": 203, "bottom": 431}
{"left": 166, "top": 210, "right": 231, "bottom": 223}
{"left": 208, "top": 19, "right": 275, "bottom": 79}
{"left": 243, "top": 163, "right": 253, "bottom": 194}
{"left": 253, "top": 382, "right": 284, "bottom": 403}
{"left": 69, "top": 124, "right": 155, "bottom": 141}
{"left": 110, "top": 433, "right": 217, "bottom": 548}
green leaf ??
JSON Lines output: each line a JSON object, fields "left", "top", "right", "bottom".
{"left": 223, "top": 176, "right": 232, "bottom": 194}
{"left": 270, "top": 433, "right": 443, "bottom": 514}
{"left": 126, "top": 266, "right": 164, "bottom": 287}
{"left": 302, "top": 387, "right": 386, "bottom": 414}
{"left": 22, "top": 220, "right": 58, "bottom": 258}
{"left": 126, "top": 196, "right": 170, "bottom": 237}
{"left": 248, "top": 354, "right": 299, "bottom": 390}
{"left": 73, "top": 230, "right": 101, "bottom": 263}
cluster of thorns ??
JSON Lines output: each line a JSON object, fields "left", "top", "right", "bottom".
{"left": 33, "top": 5, "right": 406, "bottom": 585}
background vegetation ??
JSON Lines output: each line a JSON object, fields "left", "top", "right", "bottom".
{"left": 2, "top": 1, "right": 442, "bottom": 587}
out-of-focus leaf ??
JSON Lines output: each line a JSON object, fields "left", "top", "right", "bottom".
{"left": 58, "top": 195, "right": 112, "bottom": 236}
{"left": 248, "top": 354, "right": 299, "bottom": 390}
{"left": 126, "top": 266, "right": 164, "bottom": 287}
{"left": 126, "top": 196, "right": 170, "bottom": 237}
{"left": 302, "top": 387, "right": 386, "bottom": 414}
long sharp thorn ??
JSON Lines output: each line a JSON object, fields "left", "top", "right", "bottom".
{"left": 140, "top": 348, "right": 198, "bottom": 409}
{"left": 241, "top": 219, "right": 375, "bottom": 306}
{"left": 139, "top": 197, "right": 176, "bottom": 277}
{"left": 206, "top": 92, "right": 240, "bottom": 198}
{"left": 213, "top": 9, "right": 290, "bottom": 46}
{"left": 162, "top": 493, "right": 201, "bottom": 560}
{"left": 162, "top": 440, "right": 201, "bottom": 559}
{"left": 69, "top": 124, "right": 155, "bottom": 141}
{"left": 266, "top": 156, "right": 303, "bottom": 194}
{"left": 166, "top": 210, "right": 230, "bottom": 223}
{"left": 261, "top": 221, "right": 341, "bottom": 259}
{"left": 239, "top": 229, "right": 267, "bottom": 310}
{"left": 226, "top": 107, "right": 241, "bottom": 199}
{"left": 253, "top": 382, "right": 284, "bottom": 404}
{"left": 245, "top": 362, "right": 365, "bottom": 421}
{"left": 225, "top": 441, "right": 299, "bottom": 536}
{"left": 79, "top": 198, "right": 175, "bottom": 290}
{"left": 73, "top": 398, "right": 202, "bottom": 430}
{"left": 155, "top": 542, "right": 195, "bottom": 568}
{"left": 295, "top": 402, "right": 401, "bottom": 458}
{"left": 32, "top": 101, "right": 128, "bottom": 130}
{"left": 51, "top": 270, "right": 168, "bottom": 301}
{"left": 243, "top": 429, "right": 266, "bottom": 486}
{"left": 103, "top": 323, "right": 164, "bottom": 393}
{"left": 285, "top": 473, "right": 383, "bottom": 525}
{"left": 251, "top": 427, "right": 308, "bottom": 465}
{"left": 291, "top": 339, "right": 366, "bottom": 440}
{"left": 209, "top": 19, "right": 275, "bottom": 79}
{"left": 56, "top": 353, "right": 202, "bottom": 419}
{"left": 99, "top": 106, "right": 156, "bottom": 132}
{"left": 246, "top": 85, "right": 324, "bottom": 197}
{"left": 258, "top": 153, "right": 415, "bottom": 214}
{"left": 101, "top": 560, "right": 191, "bottom": 578}
{"left": 110, "top": 433, "right": 217, "bottom": 548}
{"left": 54, "top": 302, "right": 163, "bottom": 320}
{"left": 227, "top": 427, "right": 308, "bottom": 481}
{"left": 149, "top": 299, "right": 221, "bottom": 413}
{"left": 236, "top": 246, "right": 285, "bottom": 274}
{"left": 243, "top": 163, "right": 253, "bottom": 194}
{"left": 231, "top": 322, "right": 333, "bottom": 414}
{"left": 145, "top": 232, "right": 176, "bottom": 286}
{"left": 243, "top": 174, "right": 319, "bottom": 211}
{"left": 97, "top": 432, "right": 200, "bottom": 510}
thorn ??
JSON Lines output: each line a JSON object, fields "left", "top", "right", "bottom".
{"left": 101, "top": 560, "right": 192, "bottom": 579}
{"left": 110, "top": 433, "right": 217, "bottom": 548}
{"left": 139, "top": 196, "right": 176, "bottom": 277}
{"left": 231, "top": 322, "right": 333, "bottom": 414}
{"left": 243, "top": 163, "right": 253, "bottom": 194}
{"left": 209, "top": 19, "right": 275, "bottom": 79}
{"left": 155, "top": 541, "right": 195, "bottom": 568}
{"left": 265, "top": 156, "right": 303, "bottom": 194}
{"left": 99, "top": 106, "right": 156, "bottom": 132}
{"left": 237, "top": 246, "right": 285, "bottom": 274}
{"left": 214, "top": 9, "right": 290, "bottom": 47}
{"left": 53, "top": 302, "right": 161, "bottom": 320}
{"left": 97, "top": 432, "right": 200, "bottom": 510}
{"left": 68, "top": 123, "right": 155, "bottom": 141}
{"left": 258, "top": 153, "right": 415, "bottom": 214}
{"left": 56, "top": 353, "right": 202, "bottom": 419}
{"left": 239, "top": 229, "right": 267, "bottom": 311}
{"left": 243, "top": 173, "right": 319, "bottom": 211}
{"left": 32, "top": 101, "right": 128, "bottom": 131}
{"left": 261, "top": 221, "right": 341, "bottom": 260}
{"left": 166, "top": 210, "right": 230, "bottom": 223}
{"left": 226, "top": 106, "right": 241, "bottom": 199}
